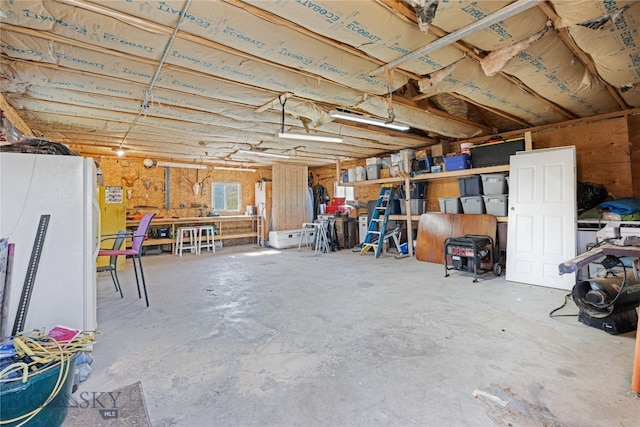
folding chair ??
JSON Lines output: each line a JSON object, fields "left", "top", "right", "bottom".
{"left": 97, "top": 230, "right": 127, "bottom": 298}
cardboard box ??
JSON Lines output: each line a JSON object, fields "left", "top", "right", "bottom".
{"left": 430, "top": 141, "right": 450, "bottom": 157}
{"left": 415, "top": 149, "right": 428, "bottom": 159}
{"left": 380, "top": 168, "right": 391, "bottom": 179}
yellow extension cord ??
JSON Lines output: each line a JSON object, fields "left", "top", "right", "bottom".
{"left": 0, "top": 330, "right": 96, "bottom": 426}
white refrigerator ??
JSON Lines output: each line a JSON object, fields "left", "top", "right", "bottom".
{"left": 0, "top": 152, "right": 99, "bottom": 335}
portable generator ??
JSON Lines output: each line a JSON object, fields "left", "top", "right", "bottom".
{"left": 444, "top": 234, "right": 501, "bottom": 282}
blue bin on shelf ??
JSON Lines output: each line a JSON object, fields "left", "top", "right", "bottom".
{"left": 444, "top": 154, "right": 471, "bottom": 171}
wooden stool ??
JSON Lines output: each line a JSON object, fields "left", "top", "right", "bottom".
{"left": 175, "top": 227, "right": 198, "bottom": 256}
{"left": 198, "top": 226, "right": 216, "bottom": 253}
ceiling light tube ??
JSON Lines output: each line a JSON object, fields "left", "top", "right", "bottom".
{"left": 277, "top": 132, "right": 343, "bottom": 143}
{"left": 214, "top": 166, "right": 257, "bottom": 172}
{"left": 237, "top": 150, "right": 290, "bottom": 159}
{"left": 156, "top": 161, "right": 208, "bottom": 169}
{"left": 329, "top": 110, "right": 410, "bottom": 131}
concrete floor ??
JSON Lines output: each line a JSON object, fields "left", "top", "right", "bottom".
{"left": 80, "top": 244, "right": 639, "bottom": 426}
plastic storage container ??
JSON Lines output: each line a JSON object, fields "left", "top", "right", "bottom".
{"left": 439, "top": 197, "right": 462, "bottom": 214}
{"left": 481, "top": 173, "right": 508, "bottom": 195}
{"left": 366, "top": 164, "right": 380, "bottom": 180}
{"left": 366, "top": 157, "right": 380, "bottom": 166}
{"left": 458, "top": 176, "right": 483, "bottom": 196}
{"left": 413, "top": 157, "right": 434, "bottom": 172}
{"left": 400, "top": 199, "right": 426, "bottom": 215}
{"left": 0, "top": 353, "right": 79, "bottom": 427}
{"left": 470, "top": 138, "right": 525, "bottom": 167}
{"left": 483, "top": 194, "right": 509, "bottom": 216}
{"left": 460, "top": 196, "right": 485, "bottom": 214}
{"left": 443, "top": 154, "right": 471, "bottom": 171}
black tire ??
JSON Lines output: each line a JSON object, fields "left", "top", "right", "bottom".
{"left": 493, "top": 263, "right": 503, "bottom": 277}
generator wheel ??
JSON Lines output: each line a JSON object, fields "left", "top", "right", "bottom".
{"left": 493, "top": 263, "right": 503, "bottom": 277}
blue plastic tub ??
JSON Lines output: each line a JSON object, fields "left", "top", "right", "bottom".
{"left": 444, "top": 154, "right": 471, "bottom": 171}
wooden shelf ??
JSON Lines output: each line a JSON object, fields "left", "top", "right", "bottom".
{"left": 341, "top": 176, "right": 404, "bottom": 186}
{"left": 341, "top": 164, "right": 509, "bottom": 187}
{"left": 389, "top": 214, "right": 508, "bottom": 222}
{"left": 412, "top": 164, "right": 510, "bottom": 181}
{"left": 217, "top": 232, "right": 258, "bottom": 240}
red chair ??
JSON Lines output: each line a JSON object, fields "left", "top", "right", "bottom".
{"left": 98, "top": 213, "right": 156, "bottom": 307}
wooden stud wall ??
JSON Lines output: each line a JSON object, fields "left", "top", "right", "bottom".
{"left": 272, "top": 164, "right": 309, "bottom": 230}
{"left": 97, "top": 157, "right": 271, "bottom": 222}
{"left": 532, "top": 117, "right": 633, "bottom": 199}
{"left": 626, "top": 115, "right": 640, "bottom": 198}
{"left": 310, "top": 116, "right": 638, "bottom": 213}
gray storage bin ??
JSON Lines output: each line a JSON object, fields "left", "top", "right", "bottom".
{"left": 460, "top": 196, "right": 485, "bottom": 214}
{"left": 400, "top": 199, "right": 426, "bottom": 215}
{"left": 458, "top": 176, "right": 483, "bottom": 197}
{"left": 366, "top": 164, "right": 380, "bottom": 180}
{"left": 438, "top": 197, "right": 462, "bottom": 214}
{"left": 483, "top": 194, "right": 509, "bottom": 216}
{"left": 481, "top": 173, "right": 508, "bottom": 195}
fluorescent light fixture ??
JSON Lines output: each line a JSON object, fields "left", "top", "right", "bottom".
{"left": 214, "top": 166, "right": 257, "bottom": 172}
{"left": 277, "top": 132, "right": 343, "bottom": 143}
{"left": 329, "top": 110, "right": 410, "bottom": 131}
{"left": 156, "top": 161, "right": 208, "bottom": 170}
{"left": 237, "top": 150, "right": 289, "bottom": 159}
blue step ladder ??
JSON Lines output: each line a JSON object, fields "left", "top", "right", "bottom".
{"left": 361, "top": 185, "right": 396, "bottom": 258}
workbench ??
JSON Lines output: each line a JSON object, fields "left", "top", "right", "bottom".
{"left": 125, "top": 215, "right": 261, "bottom": 250}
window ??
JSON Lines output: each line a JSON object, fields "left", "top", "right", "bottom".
{"left": 212, "top": 182, "right": 241, "bottom": 212}
{"left": 334, "top": 182, "right": 354, "bottom": 200}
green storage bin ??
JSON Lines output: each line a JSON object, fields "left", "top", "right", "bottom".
{"left": 0, "top": 353, "right": 78, "bottom": 427}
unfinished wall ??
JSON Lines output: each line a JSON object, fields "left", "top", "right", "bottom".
{"left": 97, "top": 157, "right": 271, "bottom": 219}
{"left": 627, "top": 115, "right": 640, "bottom": 198}
{"left": 532, "top": 117, "right": 632, "bottom": 199}
{"left": 272, "top": 164, "right": 309, "bottom": 230}
{"left": 311, "top": 115, "right": 637, "bottom": 213}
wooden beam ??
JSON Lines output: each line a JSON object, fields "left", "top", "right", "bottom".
{"left": 0, "top": 93, "right": 35, "bottom": 137}
{"left": 449, "top": 93, "right": 533, "bottom": 127}
{"left": 424, "top": 100, "right": 493, "bottom": 134}
{"left": 392, "top": 95, "right": 492, "bottom": 133}
{"left": 446, "top": 107, "right": 640, "bottom": 146}
{"left": 468, "top": 103, "right": 498, "bottom": 132}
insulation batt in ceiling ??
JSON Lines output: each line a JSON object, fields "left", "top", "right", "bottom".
{"left": 419, "top": 57, "right": 568, "bottom": 125}
{"left": 501, "top": 31, "right": 620, "bottom": 117}
{"left": 243, "top": 0, "right": 465, "bottom": 75}
{"left": 2, "top": 0, "right": 640, "bottom": 165}
{"left": 553, "top": 0, "right": 640, "bottom": 106}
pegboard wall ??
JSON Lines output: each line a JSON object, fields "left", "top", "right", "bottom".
{"left": 97, "top": 158, "right": 271, "bottom": 218}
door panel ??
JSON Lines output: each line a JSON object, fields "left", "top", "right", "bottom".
{"left": 506, "top": 147, "right": 576, "bottom": 289}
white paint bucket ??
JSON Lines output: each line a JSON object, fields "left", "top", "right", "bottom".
{"left": 461, "top": 142, "right": 474, "bottom": 155}
{"left": 355, "top": 166, "right": 366, "bottom": 181}
{"left": 348, "top": 168, "right": 356, "bottom": 182}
